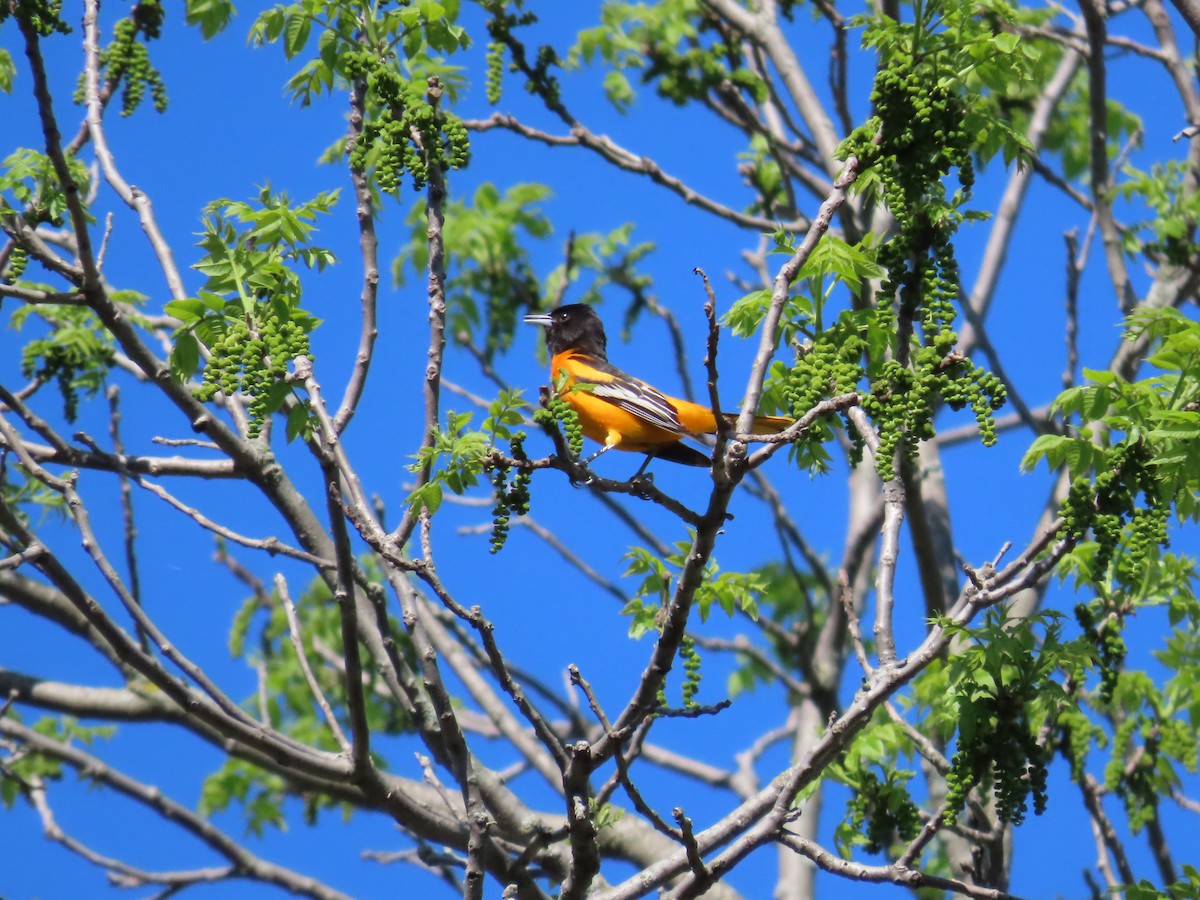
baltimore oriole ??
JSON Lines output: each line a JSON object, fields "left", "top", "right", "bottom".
{"left": 525, "top": 303, "right": 794, "bottom": 468}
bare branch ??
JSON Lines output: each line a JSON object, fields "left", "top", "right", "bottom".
{"left": 774, "top": 828, "right": 1023, "bottom": 900}
{"left": 82, "top": 0, "right": 186, "bottom": 301}
{"left": 277, "top": 573, "right": 352, "bottom": 753}
{"left": 333, "top": 80, "right": 381, "bottom": 434}
{"left": 1078, "top": 0, "right": 1138, "bottom": 314}
{"left": 2, "top": 719, "right": 352, "bottom": 900}
{"left": 465, "top": 113, "right": 800, "bottom": 233}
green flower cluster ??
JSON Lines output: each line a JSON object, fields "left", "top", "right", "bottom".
{"left": 3, "top": 246, "right": 29, "bottom": 284}
{"left": 534, "top": 394, "right": 584, "bottom": 459}
{"left": 0, "top": 0, "right": 70, "bottom": 36}
{"left": 1103, "top": 715, "right": 1186, "bottom": 833}
{"left": 840, "top": 43, "right": 1005, "bottom": 481}
{"left": 1074, "top": 602, "right": 1126, "bottom": 705}
{"left": 20, "top": 325, "right": 115, "bottom": 422}
{"left": 73, "top": 0, "right": 167, "bottom": 116}
{"left": 866, "top": 59, "right": 975, "bottom": 204}
{"left": 1056, "top": 703, "right": 1104, "bottom": 783}
{"left": 783, "top": 327, "right": 867, "bottom": 464}
{"left": 196, "top": 309, "right": 312, "bottom": 439}
{"left": 943, "top": 691, "right": 1049, "bottom": 827}
{"left": 485, "top": 41, "right": 505, "bottom": 105}
{"left": 489, "top": 432, "right": 532, "bottom": 553}
{"left": 344, "top": 50, "right": 470, "bottom": 193}
{"left": 1060, "top": 438, "right": 1169, "bottom": 577}
{"left": 845, "top": 769, "right": 922, "bottom": 854}
{"left": 484, "top": 4, "right": 560, "bottom": 108}
{"left": 642, "top": 34, "right": 764, "bottom": 108}
{"left": 680, "top": 634, "right": 702, "bottom": 709}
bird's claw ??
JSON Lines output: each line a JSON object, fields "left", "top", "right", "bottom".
{"left": 630, "top": 472, "right": 655, "bottom": 497}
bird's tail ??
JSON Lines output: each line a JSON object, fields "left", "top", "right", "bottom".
{"left": 721, "top": 413, "right": 794, "bottom": 435}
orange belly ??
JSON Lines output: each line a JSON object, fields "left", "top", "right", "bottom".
{"left": 562, "top": 387, "right": 685, "bottom": 452}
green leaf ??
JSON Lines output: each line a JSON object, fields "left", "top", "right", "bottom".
{"left": 418, "top": 0, "right": 446, "bottom": 21}
{"left": 228, "top": 591, "right": 261, "bottom": 658}
{"left": 164, "top": 298, "right": 207, "bottom": 322}
{"left": 251, "top": 7, "right": 287, "bottom": 46}
{"left": 408, "top": 482, "right": 443, "bottom": 516}
{"left": 170, "top": 332, "right": 201, "bottom": 382}
{"left": 992, "top": 32, "right": 1020, "bottom": 55}
{"left": 285, "top": 401, "right": 312, "bottom": 443}
{"left": 0, "top": 49, "right": 15, "bottom": 94}
{"left": 1021, "top": 434, "right": 1062, "bottom": 472}
{"left": 185, "top": 0, "right": 236, "bottom": 39}
{"left": 603, "top": 70, "right": 635, "bottom": 112}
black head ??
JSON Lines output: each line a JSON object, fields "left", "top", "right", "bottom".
{"left": 524, "top": 304, "right": 608, "bottom": 359}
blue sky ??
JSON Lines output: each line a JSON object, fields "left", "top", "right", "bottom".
{"left": 1, "top": 2, "right": 1198, "bottom": 899}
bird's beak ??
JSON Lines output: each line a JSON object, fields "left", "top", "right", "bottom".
{"left": 524, "top": 312, "right": 552, "bottom": 327}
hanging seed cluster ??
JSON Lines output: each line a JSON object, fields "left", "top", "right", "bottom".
{"left": 839, "top": 45, "right": 1006, "bottom": 481}
{"left": 1055, "top": 703, "right": 1105, "bottom": 783}
{"left": 485, "top": 41, "right": 505, "bottom": 104}
{"left": 196, "top": 309, "right": 312, "bottom": 439}
{"left": 784, "top": 326, "right": 869, "bottom": 465}
{"left": 489, "top": 433, "right": 532, "bottom": 553}
{"left": 1103, "top": 714, "right": 1196, "bottom": 832}
{"left": 344, "top": 50, "right": 470, "bottom": 193}
{"left": 20, "top": 326, "right": 115, "bottom": 423}
{"left": 484, "top": 4, "right": 561, "bottom": 108}
{"left": 845, "top": 769, "right": 922, "bottom": 854}
{"left": 942, "top": 689, "right": 1049, "bottom": 827}
{"left": 72, "top": 0, "right": 167, "bottom": 116}
{"left": 0, "top": 0, "right": 71, "bottom": 36}
{"left": 3, "top": 246, "right": 29, "bottom": 284}
{"left": 534, "top": 394, "right": 584, "bottom": 459}
{"left": 1060, "top": 438, "right": 1169, "bottom": 577}
{"left": 680, "top": 634, "right": 702, "bottom": 709}
{"left": 1073, "top": 602, "right": 1126, "bottom": 705}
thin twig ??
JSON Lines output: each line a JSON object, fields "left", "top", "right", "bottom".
{"left": 82, "top": 0, "right": 187, "bottom": 301}
{"left": 1064, "top": 230, "right": 1081, "bottom": 390}
{"left": 2, "top": 719, "right": 351, "bottom": 900}
{"left": 277, "top": 573, "right": 352, "bottom": 753}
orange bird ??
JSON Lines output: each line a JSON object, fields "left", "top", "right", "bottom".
{"left": 525, "top": 304, "right": 793, "bottom": 469}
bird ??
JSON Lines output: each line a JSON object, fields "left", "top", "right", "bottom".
{"left": 524, "top": 303, "right": 794, "bottom": 472}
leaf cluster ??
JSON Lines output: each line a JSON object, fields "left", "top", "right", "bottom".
{"left": 727, "top": 233, "right": 885, "bottom": 472}
{"left": 230, "top": 566, "right": 413, "bottom": 744}
{"left": 0, "top": 716, "right": 115, "bottom": 809}
{"left": 834, "top": 0, "right": 1025, "bottom": 480}
{"left": 822, "top": 717, "right": 926, "bottom": 858}
{"left": 0, "top": 147, "right": 92, "bottom": 230}
{"left": 1026, "top": 308, "right": 1200, "bottom": 518}
{"left": 570, "top": 0, "right": 765, "bottom": 113}
{"left": 398, "top": 182, "right": 551, "bottom": 363}
{"left": 211, "top": 562, "right": 414, "bottom": 833}
{"left": 623, "top": 542, "right": 762, "bottom": 640}
{"left": 1042, "top": 72, "right": 1142, "bottom": 182}
{"left": 938, "top": 609, "right": 1064, "bottom": 826}
{"left": 13, "top": 303, "right": 116, "bottom": 422}
{"left": 168, "top": 187, "right": 332, "bottom": 440}
{"left": 252, "top": 0, "right": 469, "bottom": 103}
{"left": 248, "top": 2, "right": 472, "bottom": 198}
{"left": 409, "top": 390, "right": 529, "bottom": 517}
{"left": 1117, "top": 161, "right": 1200, "bottom": 266}
{"left": 1024, "top": 308, "right": 1200, "bottom": 582}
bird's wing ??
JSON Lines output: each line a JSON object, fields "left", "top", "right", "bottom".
{"left": 570, "top": 355, "right": 687, "bottom": 435}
